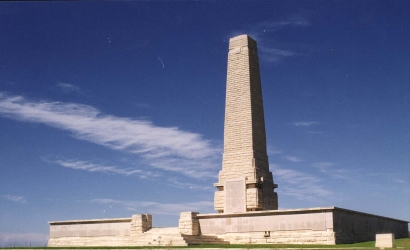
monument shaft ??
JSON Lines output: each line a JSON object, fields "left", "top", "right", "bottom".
{"left": 214, "top": 35, "right": 278, "bottom": 213}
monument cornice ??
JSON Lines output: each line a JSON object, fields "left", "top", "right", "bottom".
{"left": 49, "top": 217, "right": 132, "bottom": 225}
{"left": 198, "top": 206, "right": 409, "bottom": 223}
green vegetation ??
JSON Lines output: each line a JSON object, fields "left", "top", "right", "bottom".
{"left": 1, "top": 237, "right": 409, "bottom": 250}
{"left": 188, "top": 237, "right": 410, "bottom": 249}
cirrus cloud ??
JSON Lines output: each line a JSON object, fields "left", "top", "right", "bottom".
{"left": 2, "top": 195, "right": 26, "bottom": 204}
{"left": 0, "top": 93, "right": 220, "bottom": 179}
{"left": 292, "top": 121, "right": 320, "bottom": 127}
{"left": 91, "top": 199, "right": 214, "bottom": 215}
{"left": 272, "top": 164, "right": 332, "bottom": 203}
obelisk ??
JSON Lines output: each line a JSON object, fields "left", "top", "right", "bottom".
{"left": 214, "top": 34, "right": 278, "bottom": 213}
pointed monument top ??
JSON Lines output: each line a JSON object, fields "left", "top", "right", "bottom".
{"left": 229, "top": 34, "right": 255, "bottom": 41}
{"left": 229, "top": 34, "right": 257, "bottom": 50}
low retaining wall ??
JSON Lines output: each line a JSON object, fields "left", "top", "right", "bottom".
{"left": 47, "top": 207, "right": 408, "bottom": 246}
{"left": 197, "top": 207, "right": 336, "bottom": 244}
{"left": 48, "top": 214, "right": 152, "bottom": 246}
{"left": 333, "top": 208, "right": 408, "bottom": 243}
{"left": 196, "top": 207, "right": 408, "bottom": 245}
{"left": 49, "top": 217, "right": 132, "bottom": 238}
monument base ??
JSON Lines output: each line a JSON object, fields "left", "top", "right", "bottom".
{"left": 48, "top": 207, "right": 408, "bottom": 246}
{"left": 197, "top": 207, "right": 408, "bottom": 245}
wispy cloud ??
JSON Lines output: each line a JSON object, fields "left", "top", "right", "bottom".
{"left": 256, "top": 17, "right": 311, "bottom": 32}
{"left": 2, "top": 195, "right": 26, "bottom": 204}
{"left": 133, "top": 103, "right": 151, "bottom": 109}
{"left": 167, "top": 178, "right": 213, "bottom": 191}
{"left": 228, "top": 16, "right": 311, "bottom": 63}
{"left": 292, "top": 121, "right": 320, "bottom": 127}
{"left": 48, "top": 159, "right": 159, "bottom": 179}
{"left": 284, "top": 156, "right": 303, "bottom": 162}
{"left": 367, "top": 172, "right": 409, "bottom": 186}
{"left": 394, "top": 179, "right": 405, "bottom": 184}
{"left": 313, "top": 162, "right": 334, "bottom": 171}
{"left": 272, "top": 164, "right": 332, "bottom": 202}
{"left": 267, "top": 148, "right": 282, "bottom": 155}
{"left": 1, "top": 80, "right": 16, "bottom": 86}
{"left": 0, "top": 93, "right": 220, "bottom": 179}
{"left": 313, "top": 162, "right": 347, "bottom": 179}
{"left": 92, "top": 199, "right": 214, "bottom": 215}
{"left": 258, "top": 46, "right": 296, "bottom": 62}
{"left": 0, "top": 232, "right": 48, "bottom": 247}
{"left": 56, "top": 82, "right": 80, "bottom": 93}
{"left": 307, "top": 131, "right": 323, "bottom": 134}
{"left": 229, "top": 17, "right": 311, "bottom": 40}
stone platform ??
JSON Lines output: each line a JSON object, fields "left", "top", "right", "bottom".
{"left": 48, "top": 207, "right": 408, "bottom": 246}
{"left": 48, "top": 213, "right": 229, "bottom": 247}
{"left": 196, "top": 207, "right": 408, "bottom": 245}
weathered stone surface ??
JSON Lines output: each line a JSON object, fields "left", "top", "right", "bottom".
{"left": 197, "top": 207, "right": 408, "bottom": 245}
{"left": 48, "top": 214, "right": 155, "bottom": 247}
{"left": 131, "top": 214, "right": 152, "bottom": 235}
{"left": 49, "top": 217, "right": 132, "bottom": 239}
{"left": 179, "top": 212, "right": 199, "bottom": 236}
{"left": 332, "top": 208, "right": 408, "bottom": 244}
{"left": 198, "top": 207, "right": 331, "bottom": 236}
{"left": 375, "top": 233, "right": 395, "bottom": 248}
{"left": 225, "top": 178, "right": 246, "bottom": 213}
{"left": 49, "top": 227, "right": 188, "bottom": 247}
{"left": 214, "top": 34, "right": 278, "bottom": 213}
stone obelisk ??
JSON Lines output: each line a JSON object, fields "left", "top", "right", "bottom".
{"left": 214, "top": 34, "right": 278, "bottom": 213}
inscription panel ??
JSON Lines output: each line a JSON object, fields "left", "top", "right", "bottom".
{"left": 198, "top": 211, "right": 329, "bottom": 235}
{"left": 225, "top": 178, "right": 246, "bottom": 213}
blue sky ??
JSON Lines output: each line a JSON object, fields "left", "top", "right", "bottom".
{"left": 0, "top": 1, "right": 409, "bottom": 246}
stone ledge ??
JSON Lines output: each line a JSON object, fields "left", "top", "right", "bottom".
{"left": 49, "top": 217, "right": 131, "bottom": 225}
{"left": 197, "top": 207, "right": 409, "bottom": 223}
{"left": 197, "top": 207, "right": 336, "bottom": 219}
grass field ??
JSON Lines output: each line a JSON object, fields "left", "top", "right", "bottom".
{"left": 186, "top": 237, "right": 410, "bottom": 248}
{"left": 1, "top": 237, "right": 409, "bottom": 249}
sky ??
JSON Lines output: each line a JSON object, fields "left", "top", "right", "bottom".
{"left": 0, "top": 0, "right": 409, "bottom": 247}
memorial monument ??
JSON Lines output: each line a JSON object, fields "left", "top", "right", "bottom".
{"left": 48, "top": 34, "right": 408, "bottom": 247}
{"left": 214, "top": 35, "right": 278, "bottom": 213}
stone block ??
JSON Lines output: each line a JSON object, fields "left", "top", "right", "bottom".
{"left": 179, "top": 211, "right": 200, "bottom": 236}
{"left": 225, "top": 178, "right": 246, "bottom": 213}
{"left": 375, "top": 233, "right": 395, "bottom": 248}
{"left": 130, "top": 214, "right": 152, "bottom": 235}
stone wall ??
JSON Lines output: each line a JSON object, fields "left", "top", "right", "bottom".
{"left": 375, "top": 233, "right": 395, "bottom": 248}
{"left": 49, "top": 218, "right": 132, "bottom": 238}
{"left": 130, "top": 214, "right": 152, "bottom": 235}
{"left": 179, "top": 212, "right": 199, "bottom": 235}
{"left": 216, "top": 231, "right": 336, "bottom": 244}
{"left": 198, "top": 207, "right": 336, "bottom": 244}
{"left": 47, "top": 208, "right": 408, "bottom": 246}
{"left": 332, "top": 208, "right": 408, "bottom": 244}
{"left": 48, "top": 214, "right": 152, "bottom": 246}
{"left": 197, "top": 207, "right": 408, "bottom": 245}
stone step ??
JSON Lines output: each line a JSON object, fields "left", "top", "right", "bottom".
{"left": 182, "top": 234, "right": 230, "bottom": 245}
{"left": 145, "top": 227, "right": 180, "bottom": 235}
{"left": 50, "top": 227, "right": 239, "bottom": 247}
{"left": 136, "top": 227, "right": 188, "bottom": 246}
{"left": 145, "top": 227, "right": 179, "bottom": 233}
